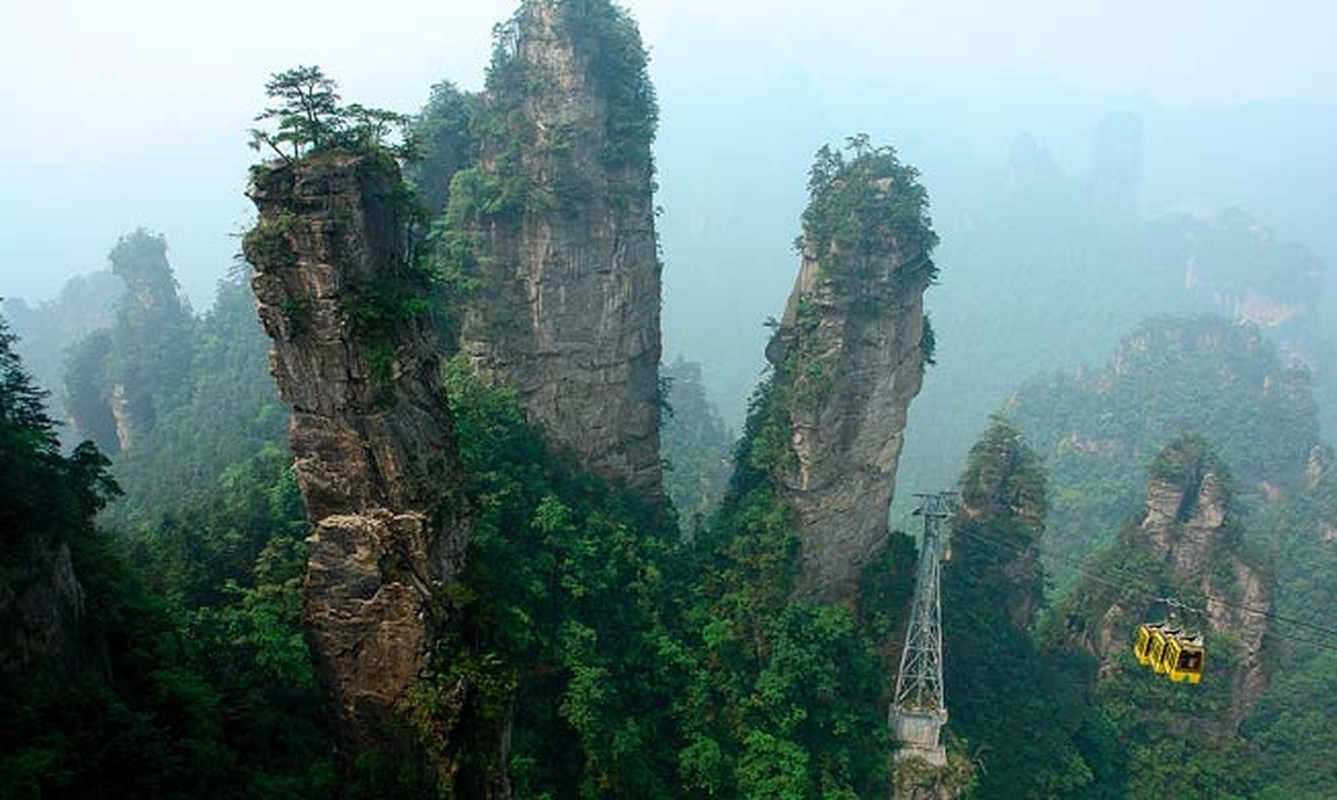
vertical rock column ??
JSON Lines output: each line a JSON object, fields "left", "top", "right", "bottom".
{"left": 768, "top": 249, "right": 928, "bottom": 602}
{"left": 1076, "top": 437, "right": 1272, "bottom": 733}
{"left": 460, "top": 0, "right": 662, "bottom": 494}
{"left": 245, "top": 152, "right": 468, "bottom": 762}
{"left": 765, "top": 145, "right": 937, "bottom": 602}
{"left": 1140, "top": 451, "right": 1270, "bottom": 729}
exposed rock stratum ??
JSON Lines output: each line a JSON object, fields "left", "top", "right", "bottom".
{"left": 765, "top": 145, "right": 936, "bottom": 602}
{"left": 246, "top": 151, "right": 468, "bottom": 771}
{"left": 458, "top": 0, "right": 662, "bottom": 495}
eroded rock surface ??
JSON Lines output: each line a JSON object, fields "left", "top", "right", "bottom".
{"left": 1140, "top": 461, "right": 1270, "bottom": 728}
{"left": 458, "top": 0, "right": 662, "bottom": 494}
{"left": 246, "top": 151, "right": 468, "bottom": 763}
{"left": 1077, "top": 437, "right": 1272, "bottom": 731}
{"left": 764, "top": 145, "right": 936, "bottom": 602}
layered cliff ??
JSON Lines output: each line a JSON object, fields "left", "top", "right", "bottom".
{"left": 764, "top": 138, "right": 937, "bottom": 601}
{"left": 245, "top": 151, "right": 468, "bottom": 769}
{"left": 452, "top": 0, "right": 662, "bottom": 494}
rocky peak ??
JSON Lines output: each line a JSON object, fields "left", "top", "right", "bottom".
{"left": 455, "top": 0, "right": 662, "bottom": 495}
{"left": 954, "top": 419, "right": 1048, "bottom": 629}
{"left": 764, "top": 138, "right": 937, "bottom": 602}
{"left": 1076, "top": 436, "right": 1271, "bottom": 730}
{"left": 245, "top": 150, "right": 468, "bottom": 777}
{"left": 74, "top": 229, "right": 195, "bottom": 452}
{"left": 1142, "top": 438, "right": 1269, "bottom": 725}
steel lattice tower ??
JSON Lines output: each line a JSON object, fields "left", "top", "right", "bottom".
{"left": 888, "top": 491, "right": 957, "bottom": 766}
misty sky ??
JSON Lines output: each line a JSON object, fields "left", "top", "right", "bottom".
{"left": 3, "top": 0, "right": 1335, "bottom": 308}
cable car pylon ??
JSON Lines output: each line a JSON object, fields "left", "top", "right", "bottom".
{"left": 889, "top": 491, "right": 957, "bottom": 767}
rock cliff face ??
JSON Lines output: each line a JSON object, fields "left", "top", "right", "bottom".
{"left": 764, "top": 142, "right": 936, "bottom": 602}
{"left": 457, "top": 0, "right": 662, "bottom": 494}
{"left": 0, "top": 532, "right": 85, "bottom": 680}
{"left": 245, "top": 151, "right": 468, "bottom": 769}
{"left": 1140, "top": 453, "right": 1270, "bottom": 727}
{"left": 1078, "top": 437, "right": 1271, "bottom": 730}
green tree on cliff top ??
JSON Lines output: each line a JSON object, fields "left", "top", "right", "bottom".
{"left": 249, "top": 66, "right": 412, "bottom": 161}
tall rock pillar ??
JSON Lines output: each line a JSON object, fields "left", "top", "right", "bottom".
{"left": 457, "top": 0, "right": 662, "bottom": 494}
{"left": 245, "top": 151, "right": 468, "bottom": 773}
{"left": 765, "top": 139, "right": 938, "bottom": 602}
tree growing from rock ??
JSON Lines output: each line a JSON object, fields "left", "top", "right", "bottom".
{"left": 249, "top": 66, "right": 413, "bottom": 162}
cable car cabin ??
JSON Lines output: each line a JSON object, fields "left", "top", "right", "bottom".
{"left": 1162, "top": 633, "right": 1205, "bottom": 684}
{"left": 1133, "top": 622, "right": 1165, "bottom": 668}
{"left": 1147, "top": 626, "right": 1180, "bottom": 675}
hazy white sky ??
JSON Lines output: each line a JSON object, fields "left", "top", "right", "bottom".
{"left": 3, "top": 0, "right": 1335, "bottom": 304}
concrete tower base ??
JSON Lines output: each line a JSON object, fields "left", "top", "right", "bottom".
{"left": 889, "top": 708, "right": 947, "bottom": 766}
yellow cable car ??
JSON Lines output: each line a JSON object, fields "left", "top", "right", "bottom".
{"left": 1133, "top": 622, "right": 1165, "bottom": 668}
{"left": 1162, "top": 632, "right": 1205, "bottom": 684}
{"left": 1147, "top": 626, "right": 1180, "bottom": 675}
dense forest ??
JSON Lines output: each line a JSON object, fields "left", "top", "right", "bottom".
{"left": 5, "top": 1, "right": 1337, "bottom": 798}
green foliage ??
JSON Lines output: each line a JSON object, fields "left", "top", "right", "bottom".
{"left": 1, "top": 312, "right": 120, "bottom": 541}
{"left": 425, "top": 355, "right": 901, "bottom": 797}
{"left": 1148, "top": 432, "right": 1234, "bottom": 495}
{"left": 1040, "top": 436, "right": 1284, "bottom": 799}
{"left": 561, "top": 0, "right": 659, "bottom": 170}
{"left": 433, "top": 358, "right": 686, "bottom": 796}
{"left": 1006, "top": 314, "right": 1318, "bottom": 586}
{"left": 102, "top": 229, "right": 197, "bottom": 444}
{"left": 676, "top": 520, "right": 894, "bottom": 798}
{"left": 1235, "top": 451, "right": 1337, "bottom": 797}
{"left": 240, "top": 210, "right": 296, "bottom": 269}
{"left": 943, "top": 419, "right": 1095, "bottom": 799}
{"left": 488, "top": 0, "right": 657, "bottom": 174}
{"left": 249, "top": 66, "right": 412, "bottom": 161}
{"left": 101, "top": 271, "right": 289, "bottom": 526}
{"left": 462, "top": 0, "right": 657, "bottom": 239}
{"left": 727, "top": 373, "right": 800, "bottom": 497}
{"left": 1086, "top": 642, "right": 1256, "bottom": 799}
{"left": 1244, "top": 653, "right": 1337, "bottom": 796}
{"left": 920, "top": 312, "right": 937, "bottom": 368}
{"left": 407, "top": 81, "right": 479, "bottom": 218}
{"left": 62, "top": 328, "right": 119, "bottom": 450}
{"left": 51, "top": 230, "right": 196, "bottom": 459}
{"left": 2, "top": 270, "right": 121, "bottom": 426}
{"left": 426, "top": 163, "right": 520, "bottom": 335}
{"left": 2, "top": 313, "right": 332, "bottom": 799}
{"left": 341, "top": 255, "right": 440, "bottom": 405}
{"left": 665, "top": 369, "right": 906, "bottom": 799}
{"left": 932, "top": 422, "right": 1269, "bottom": 798}
{"left": 762, "top": 136, "right": 939, "bottom": 438}
{"left": 800, "top": 134, "right": 939, "bottom": 293}
{"left": 250, "top": 66, "right": 340, "bottom": 159}
{"left": 660, "top": 358, "right": 733, "bottom": 527}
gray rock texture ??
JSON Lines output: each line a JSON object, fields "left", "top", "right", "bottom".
{"left": 767, "top": 240, "right": 929, "bottom": 602}
{"left": 246, "top": 151, "right": 468, "bottom": 768}
{"left": 460, "top": 0, "right": 662, "bottom": 495}
{"left": 1140, "top": 466, "right": 1270, "bottom": 729}
{"left": 1079, "top": 441, "right": 1272, "bottom": 732}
